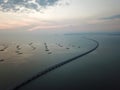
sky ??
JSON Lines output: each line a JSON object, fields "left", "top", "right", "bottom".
{"left": 0, "top": 0, "right": 120, "bottom": 32}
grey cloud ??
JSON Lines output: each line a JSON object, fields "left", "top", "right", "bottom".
{"left": 36, "top": 0, "right": 57, "bottom": 6}
{"left": 0, "top": 0, "right": 59, "bottom": 12}
{"left": 101, "top": 14, "right": 120, "bottom": 20}
{"left": 0, "top": 0, "right": 3, "bottom": 4}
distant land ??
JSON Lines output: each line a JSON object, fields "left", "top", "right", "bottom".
{"left": 65, "top": 32, "right": 120, "bottom": 36}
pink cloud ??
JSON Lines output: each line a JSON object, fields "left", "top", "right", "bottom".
{"left": 28, "top": 24, "right": 69, "bottom": 31}
{"left": 0, "top": 19, "right": 32, "bottom": 30}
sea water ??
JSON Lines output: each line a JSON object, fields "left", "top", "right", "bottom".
{"left": 0, "top": 32, "right": 120, "bottom": 90}
{"left": 0, "top": 32, "right": 95, "bottom": 90}
{"left": 20, "top": 33, "right": 120, "bottom": 90}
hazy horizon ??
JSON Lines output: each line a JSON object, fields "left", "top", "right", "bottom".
{"left": 0, "top": 0, "right": 120, "bottom": 32}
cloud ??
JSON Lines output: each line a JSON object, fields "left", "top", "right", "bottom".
{"left": 36, "top": 0, "right": 59, "bottom": 6}
{"left": 28, "top": 23, "right": 69, "bottom": 31}
{"left": 101, "top": 14, "right": 120, "bottom": 20}
{"left": 0, "top": 0, "right": 59, "bottom": 12}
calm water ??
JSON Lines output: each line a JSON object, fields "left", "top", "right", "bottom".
{"left": 0, "top": 32, "right": 120, "bottom": 90}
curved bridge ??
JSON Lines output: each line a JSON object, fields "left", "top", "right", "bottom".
{"left": 12, "top": 37, "right": 99, "bottom": 90}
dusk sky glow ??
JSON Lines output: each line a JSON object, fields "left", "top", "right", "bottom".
{"left": 0, "top": 0, "right": 120, "bottom": 32}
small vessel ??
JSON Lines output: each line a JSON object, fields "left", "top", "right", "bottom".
{"left": 0, "top": 59, "right": 4, "bottom": 62}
